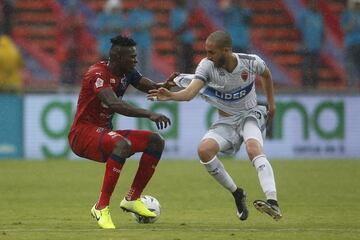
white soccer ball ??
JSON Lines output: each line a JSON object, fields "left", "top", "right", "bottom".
{"left": 131, "top": 195, "right": 161, "bottom": 224}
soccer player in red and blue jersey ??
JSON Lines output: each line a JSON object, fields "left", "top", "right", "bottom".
{"left": 68, "top": 35, "right": 177, "bottom": 229}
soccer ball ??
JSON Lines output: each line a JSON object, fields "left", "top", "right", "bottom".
{"left": 131, "top": 195, "right": 161, "bottom": 224}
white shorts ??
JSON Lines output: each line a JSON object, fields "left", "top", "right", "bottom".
{"left": 202, "top": 105, "right": 267, "bottom": 155}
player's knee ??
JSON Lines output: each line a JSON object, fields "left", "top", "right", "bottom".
{"left": 245, "top": 139, "right": 262, "bottom": 160}
{"left": 113, "top": 138, "right": 132, "bottom": 158}
{"left": 148, "top": 132, "right": 165, "bottom": 152}
{"left": 197, "top": 144, "right": 217, "bottom": 162}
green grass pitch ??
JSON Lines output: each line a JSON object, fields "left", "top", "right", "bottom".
{"left": 0, "top": 159, "right": 359, "bottom": 240}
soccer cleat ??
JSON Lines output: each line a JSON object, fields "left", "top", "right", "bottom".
{"left": 120, "top": 198, "right": 156, "bottom": 218}
{"left": 253, "top": 199, "right": 282, "bottom": 221}
{"left": 232, "top": 188, "right": 249, "bottom": 221}
{"left": 90, "top": 204, "right": 116, "bottom": 229}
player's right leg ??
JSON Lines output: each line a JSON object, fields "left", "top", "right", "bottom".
{"left": 197, "top": 136, "right": 248, "bottom": 221}
{"left": 90, "top": 204, "right": 115, "bottom": 229}
{"left": 69, "top": 125, "right": 132, "bottom": 228}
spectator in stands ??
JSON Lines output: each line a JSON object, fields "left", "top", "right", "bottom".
{"left": 341, "top": 0, "right": 360, "bottom": 89}
{"left": 2, "top": 0, "right": 14, "bottom": 35}
{"left": 0, "top": 31, "right": 23, "bottom": 93}
{"left": 220, "top": 0, "right": 252, "bottom": 54}
{"left": 127, "top": 0, "right": 155, "bottom": 76}
{"left": 170, "top": 0, "right": 196, "bottom": 73}
{"left": 95, "top": 0, "right": 126, "bottom": 60}
{"left": 297, "top": 0, "right": 324, "bottom": 88}
{"left": 56, "top": 1, "right": 87, "bottom": 90}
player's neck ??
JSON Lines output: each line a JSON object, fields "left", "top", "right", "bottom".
{"left": 107, "top": 62, "right": 125, "bottom": 77}
{"left": 223, "top": 54, "right": 238, "bottom": 73}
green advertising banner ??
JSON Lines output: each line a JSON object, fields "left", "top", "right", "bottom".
{"left": 24, "top": 94, "right": 360, "bottom": 160}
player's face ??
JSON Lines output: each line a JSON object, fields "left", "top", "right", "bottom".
{"left": 205, "top": 40, "right": 226, "bottom": 68}
{"left": 113, "top": 46, "right": 138, "bottom": 75}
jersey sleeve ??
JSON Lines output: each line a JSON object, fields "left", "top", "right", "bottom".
{"left": 194, "top": 58, "right": 212, "bottom": 83}
{"left": 251, "top": 54, "right": 267, "bottom": 75}
{"left": 127, "top": 69, "right": 143, "bottom": 86}
{"left": 91, "top": 70, "right": 112, "bottom": 94}
{"left": 174, "top": 74, "right": 195, "bottom": 88}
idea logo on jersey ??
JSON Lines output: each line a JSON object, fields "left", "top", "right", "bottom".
{"left": 204, "top": 81, "right": 254, "bottom": 101}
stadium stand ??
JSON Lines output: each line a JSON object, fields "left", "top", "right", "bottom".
{"left": 14, "top": 1, "right": 57, "bottom": 53}
{"left": 250, "top": 0, "right": 346, "bottom": 89}
{"left": 13, "top": 0, "right": 98, "bottom": 91}
{"left": 83, "top": 0, "right": 177, "bottom": 76}
{"left": 11, "top": 0, "right": 348, "bottom": 91}
{"left": 83, "top": 0, "right": 212, "bottom": 76}
{"left": 12, "top": 0, "right": 60, "bottom": 90}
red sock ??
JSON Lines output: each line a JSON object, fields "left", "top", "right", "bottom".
{"left": 96, "top": 154, "right": 125, "bottom": 209}
{"left": 126, "top": 153, "right": 159, "bottom": 200}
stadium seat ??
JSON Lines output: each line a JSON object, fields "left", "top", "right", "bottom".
{"left": 83, "top": 0, "right": 107, "bottom": 12}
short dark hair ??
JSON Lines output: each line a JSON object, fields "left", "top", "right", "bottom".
{"left": 110, "top": 35, "right": 136, "bottom": 47}
{"left": 207, "top": 30, "right": 232, "bottom": 48}
{"left": 109, "top": 35, "right": 137, "bottom": 61}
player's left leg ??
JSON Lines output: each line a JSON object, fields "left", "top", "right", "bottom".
{"left": 243, "top": 118, "right": 282, "bottom": 220}
{"left": 198, "top": 133, "right": 248, "bottom": 221}
{"left": 117, "top": 130, "right": 164, "bottom": 217}
{"left": 120, "top": 130, "right": 164, "bottom": 200}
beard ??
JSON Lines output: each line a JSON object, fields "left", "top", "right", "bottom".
{"left": 214, "top": 55, "right": 226, "bottom": 68}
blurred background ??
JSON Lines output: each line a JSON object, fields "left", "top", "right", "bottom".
{"left": 0, "top": 0, "right": 359, "bottom": 160}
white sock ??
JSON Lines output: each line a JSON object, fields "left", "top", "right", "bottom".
{"left": 201, "top": 156, "right": 237, "bottom": 192}
{"left": 253, "top": 155, "right": 277, "bottom": 200}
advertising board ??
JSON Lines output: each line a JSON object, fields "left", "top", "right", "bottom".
{"left": 24, "top": 95, "right": 360, "bottom": 160}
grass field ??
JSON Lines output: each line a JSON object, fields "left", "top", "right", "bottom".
{"left": 0, "top": 159, "right": 360, "bottom": 240}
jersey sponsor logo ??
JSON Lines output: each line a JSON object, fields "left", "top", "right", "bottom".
{"left": 218, "top": 70, "right": 225, "bottom": 76}
{"left": 95, "top": 78, "right": 104, "bottom": 88}
{"left": 110, "top": 78, "right": 116, "bottom": 84}
{"left": 241, "top": 71, "right": 249, "bottom": 81}
{"left": 203, "top": 81, "right": 254, "bottom": 101}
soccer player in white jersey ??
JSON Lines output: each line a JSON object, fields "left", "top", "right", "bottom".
{"left": 147, "top": 30, "right": 282, "bottom": 221}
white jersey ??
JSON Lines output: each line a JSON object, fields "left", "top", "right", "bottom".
{"left": 174, "top": 53, "right": 266, "bottom": 115}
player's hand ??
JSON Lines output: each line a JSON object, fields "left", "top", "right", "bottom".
{"left": 149, "top": 112, "right": 171, "bottom": 129}
{"left": 267, "top": 103, "right": 276, "bottom": 126}
{"left": 147, "top": 88, "right": 172, "bottom": 101}
{"left": 162, "top": 72, "right": 179, "bottom": 89}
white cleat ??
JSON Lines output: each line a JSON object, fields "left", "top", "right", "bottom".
{"left": 253, "top": 200, "right": 282, "bottom": 221}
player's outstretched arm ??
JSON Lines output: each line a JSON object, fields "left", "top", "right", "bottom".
{"left": 147, "top": 78, "right": 204, "bottom": 102}
{"left": 98, "top": 88, "right": 152, "bottom": 118}
{"left": 260, "top": 67, "right": 276, "bottom": 123}
{"left": 97, "top": 88, "right": 171, "bottom": 129}
{"left": 134, "top": 72, "right": 180, "bottom": 93}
